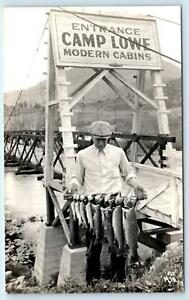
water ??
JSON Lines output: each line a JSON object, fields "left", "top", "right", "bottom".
{"left": 5, "top": 168, "right": 46, "bottom": 220}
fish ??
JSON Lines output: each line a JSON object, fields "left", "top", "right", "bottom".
{"left": 75, "top": 194, "right": 80, "bottom": 201}
{"left": 115, "top": 192, "right": 121, "bottom": 204}
{"left": 122, "top": 207, "right": 139, "bottom": 265}
{"left": 75, "top": 201, "right": 82, "bottom": 226}
{"left": 95, "top": 194, "right": 104, "bottom": 205}
{"left": 70, "top": 201, "right": 77, "bottom": 221}
{"left": 104, "top": 193, "right": 111, "bottom": 202}
{"left": 80, "top": 195, "right": 85, "bottom": 201}
{"left": 85, "top": 202, "right": 94, "bottom": 231}
{"left": 104, "top": 193, "right": 112, "bottom": 207}
{"left": 112, "top": 205, "right": 125, "bottom": 256}
{"left": 80, "top": 201, "right": 88, "bottom": 228}
{"left": 103, "top": 208, "right": 116, "bottom": 254}
{"left": 87, "top": 194, "right": 93, "bottom": 202}
{"left": 93, "top": 204, "right": 103, "bottom": 245}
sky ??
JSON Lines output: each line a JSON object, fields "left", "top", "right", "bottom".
{"left": 3, "top": 6, "right": 181, "bottom": 92}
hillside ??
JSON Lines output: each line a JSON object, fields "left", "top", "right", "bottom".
{"left": 4, "top": 60, "right": 181, "bottom": 107}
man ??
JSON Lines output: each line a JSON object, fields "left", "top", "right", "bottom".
{"left": 69, "top": 120, "right": 144, "bottom": 198}
{"left": 69, "top": 121, "right": 145, "bottom": 284}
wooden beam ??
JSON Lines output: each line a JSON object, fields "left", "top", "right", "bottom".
{"left": 137, "top": 182, "right": 170, "bottom": 211}
{"left": 44, "top": 31, "right": 55, "bottom": 187}
{"left": 102, "top": 76, "right": 137, "bottom": 111}
{"left": 133, "top": 162, "right": 182, "bottom": 178}
{"left": 137, "top": 139, "right": 158, "bottom": 167}
{"left": 140, "top": 206, "right": 172, "bottom": 226}
{"left": 110, "top": 70, "right": 158, "bottom": 109}
{"left": 70, "top": 70, "right": 100, "bottom": 97}
{"left": 48, "top": 179, "right": 64, "bottom": 192}
{"left": 131, "top": 70, "right": 145, "bottom": 162}
{"left": 70, "top": 69, "right": 109, "bottom": 109}
{"left": 52, "top": 201, "right": 70, "bottom": 227}
{"left": 139, "top": 142, "right": 159, "bottom": 164}
{"left": 143, "top": 227, "right": 176, "bottom": 235}
{"left": 151, "top": 71, "right": 170, "bottom": 135}
{"left": 137, "top": 231, "right": 166, "bottom": 252}
{"left": 47, "top": 186, "right": 70, "bottom": 245}
{"left": 139, "top": 217, "right": 174, "bottom": 228}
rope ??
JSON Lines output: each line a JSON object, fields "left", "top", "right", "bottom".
{"left": 147, "top": 14, "right": 180, "bottom": 26}
{"left": 5, "top": 17, "right": 48, "bottom": 130}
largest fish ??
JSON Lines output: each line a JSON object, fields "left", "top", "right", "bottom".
{"left": 103, "top": 208, "right": 116, "bottom": 254}
{"left": 93, "top": 204, "right": 103, "bottom": 245}
{"left": 122, "top": 207, "right": 139, "bottom": 265}
{"left": 112, "top": 205, "right": 125, "bottom": 256}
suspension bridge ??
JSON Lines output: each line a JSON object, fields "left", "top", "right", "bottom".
{"left": 4, "top": 8, "right": 183, "bottom": 285}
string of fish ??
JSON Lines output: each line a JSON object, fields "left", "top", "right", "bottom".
{"left": 70, "top": 193, "right": 139, "bottom": 260}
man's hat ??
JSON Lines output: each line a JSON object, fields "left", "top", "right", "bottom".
{"left": 89, "top": 121, "right": 113, "bottom": 137}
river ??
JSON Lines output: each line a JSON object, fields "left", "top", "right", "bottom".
{"left": 5, "top": 167, "right": 46, "bottom": 220}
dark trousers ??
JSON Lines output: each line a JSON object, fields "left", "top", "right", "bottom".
{"left": 86, "top": 229, "right": 102, "bottom": 285}
{"left": 85, "top": 229, "right": 126, "bottom": 284}
{"left": 110, "top": 252, "right": 126, "bottom": 282}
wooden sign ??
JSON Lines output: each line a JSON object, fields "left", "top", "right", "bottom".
{"left": 50, "top": 10, "right": 162, "bottom": 70}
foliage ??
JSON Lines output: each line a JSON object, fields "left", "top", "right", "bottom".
{"left": 10, "top": 241, "right": 184, "bottom": 294}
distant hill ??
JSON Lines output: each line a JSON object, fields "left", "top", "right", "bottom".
{"left": 4, "top": 59, "right": 181, "bottom": 107}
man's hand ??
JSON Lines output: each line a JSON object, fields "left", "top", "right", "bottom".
{"left": 68, "top": 182, "right": 79, "bottom": 193}
{"left": 133, "top": 184, "right": 147, "bottom": 200}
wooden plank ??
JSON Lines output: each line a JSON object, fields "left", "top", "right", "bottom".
{"left": 102, "top": 76, "right": 137, "bottom": 111}
{"left": 137, "top": 140, "right": 158, "bottom": 167}
{"left": 59, "top": 127, "right": 76, "bottom": 132}
{"left": 135, "top": 211, "right": 149, "bottom": 219}
{"left": 70, "top": 71, "right": 100, "bottom": 97}
{"left": 56, "top": 67, "right": 76, "bottom": 186}
{"left": 137, "top": 232, "right": 166, "bottom": 252}
{"left": 48, "top": 179, "right": 64, "bottom": 192}
{"left": 157, "top": 229, "right": 183, "bottom": 244}
{"left": 44, "top": 30, "right": 56, "bottom": 187}
{"left": 48, "top": 100, "right": 59, "bottom": 106}
{"left": 143, "top": 227, "right": 177, "bottom": 235}
{"left": 52, "top": 201, "right": 70, "bottom": 227}
{"left": 131, "top": 70, "right": 145, "bottom": 162}
{"left": 140, "top": 217, "right": 174, "bottom": 228}
{"left": 47, "top": 186, "right": 70, "bottom": 245}
{"left": 140, "top": 142, "right": 159, "bottom": 164}
{"left": 151, "top": 71, "right": 170, "bottom": 135}
{"left": 170, "top": 176, "right": 180, "bottom": 226}
{"left": 140, "top": 206, "right": 173, "bottom": 226}
{"left": 110, "top": 70, "right": 158, "bottom": 109}
{"left": 69, "top": 69, "right": 109, "bottom": 109}
{"left": 133, "top": 162, "right": 182, "bottom": 178}
{"left": 137, "top": 182, "right": 170, "bottom": 211}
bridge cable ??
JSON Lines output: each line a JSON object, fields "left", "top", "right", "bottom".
{"left": 5, "top": 17, "right": 49, "bottom": 130}
{"left": 57, "top": 7, "right": 181, "bottom": 65}
{"left": 147, "top": 14, "right": 180, "bottom": 26}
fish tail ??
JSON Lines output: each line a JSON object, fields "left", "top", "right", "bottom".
{"left": 94, "top": 238, "right": 101, "bottom": 246}
{"left": 117, "top": 247, "right": 125, "bottom": 257}
{"left": 108, "top": 245, "right": 117, "bottom": 254}
{"left": 128, "top": 254, "right": 139, "bottom": 266}
{"left": 94, "top": 235, "right": 104, "bottom": 245}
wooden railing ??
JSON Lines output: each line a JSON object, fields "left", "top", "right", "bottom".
{"left": 4, "top": 130, "right": 176, "bottom": 176}
{"left": 133, "top": 162, "right": 182, "bottom": 227}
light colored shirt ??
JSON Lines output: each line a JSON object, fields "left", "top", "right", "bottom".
{"left": 71, "top": 144, "right": 136, "bottom": 195}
